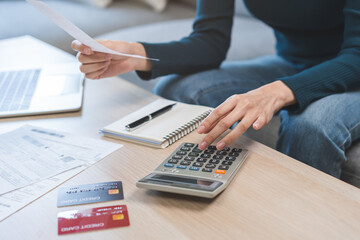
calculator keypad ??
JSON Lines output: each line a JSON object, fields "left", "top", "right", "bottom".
{"left": 164, "top": 143, "right": 244, "bottom": 177}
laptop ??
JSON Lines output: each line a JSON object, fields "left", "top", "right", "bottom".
{"left": 0, "top": 64, "right": 84, "bottom": 118}
{"left": 0, "top": 36, "right": 84, "bottom": 118}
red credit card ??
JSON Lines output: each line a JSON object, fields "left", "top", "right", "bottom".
{"left": 58, "top": 205, "right": 130, "bottom": 235}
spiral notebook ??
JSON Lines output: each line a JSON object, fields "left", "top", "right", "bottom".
{"left": 101, "top": 99, "right": 213, "bottom": 148}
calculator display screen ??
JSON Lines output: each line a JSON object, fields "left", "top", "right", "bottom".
{"left": 140, "top": 173, "right": 222, "bottom": 192}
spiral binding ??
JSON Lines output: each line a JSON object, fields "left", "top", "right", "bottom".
{"left": 163, "top": 109, "right": 212, "bottom": 146}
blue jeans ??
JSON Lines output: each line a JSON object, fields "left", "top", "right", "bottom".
{"left": 153, "top": 55, "right": 360, "bottom": 178}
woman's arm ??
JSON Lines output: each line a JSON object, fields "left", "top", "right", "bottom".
{"left": 197, "top": 0, "right": 360, "bottom": 150}
{"left": 138, "top": 0, "right": 235, "bottom": 79}
{"left": 72, "top": 0, "right": 235, "bottom": 80}
{"left": 279, "top": 0, "right": 360, "bottom": 111}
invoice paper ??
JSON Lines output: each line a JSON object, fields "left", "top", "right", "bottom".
{"left": 0, "top": 166, "right": 86, "bottom": 222}
{"left": 26, "top": 0, "right": 159, "bottom": 61}
{"left": 0, "top": 125, "right": 122, "bottom": 196}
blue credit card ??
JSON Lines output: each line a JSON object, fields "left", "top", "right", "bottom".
{"left": 57, "top": 181, "right": 124, "bottom": 207}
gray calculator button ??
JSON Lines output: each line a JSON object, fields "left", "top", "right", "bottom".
{"left": 184, "top": 156, "right": 195, "bottom": 161}
{"left": 177, "top": 151, "right": 187, "bottom": 155}
{"left": 225, "top": 156, "right": 236, "bottom": 161}
{"left": 202, "top": 168, "right": 212, "bottom": 173}
{"left": 180, "top": 147, "right": 191, "bottom": 151}
{"left": 200, "top": 154, "right": 212, "bottom": 158}
{"left": 209, "top": 159, "right": 220, "bottom": 164}
{"left": 231, "top": 148, "right": 242, "bottom": 152}
{"left": 218, "top": 165, "right": 229, "bottom": 170}
{"left": 168, "top": 159, "right": 179, "bottom": 164}
{"left": 192, "top": 146, "right": 202, "bottom": 153}
{"left": 184, "top": 143, "right": 195, "bottom": 147}
{"left": 196, "top": 158, "right": 207, "bottom": 163}
{"left": 189, "top": 152, "right": 199, "bottom": 157}
{"left": 229, "top": 152, "right": 239, "bottom": 157}
{"left": 180, "top": 160, "right": 191, "bottom": 166}
{"left": 172, "top": 155, "right": 183, "bottom": 159}
{"left": 207, "top": 146, "right": 217, "bottom": 150}
{"left": 204, "top": 149, "right": 215, "bottom": 154}
{"left": 205, "top": 164, "right": 216, "bottom": 169}
{"left": 216, "top": 151, "right": 227, "bottom": 155}
{"left": 222, "top": 161, "right": 233, "bottom": 165}
{"left": 193, "top": 162, "right": 203, "bottom": 167}
{"left": 213, "top": 155, "right": 224, "bottom": 160}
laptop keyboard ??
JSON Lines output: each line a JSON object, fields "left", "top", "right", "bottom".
{"left": 0, "top": 69, "right": 40, "bottom": 112}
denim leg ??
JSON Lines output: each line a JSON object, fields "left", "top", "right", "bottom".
{"left": 153, "top": 55, "right": 301, "bottom": 108}
{"left": 277, "top": 90, "right": 360, "bottom": 178}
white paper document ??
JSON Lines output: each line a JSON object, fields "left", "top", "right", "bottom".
{"left": 0, "top": 166, "right": 86, "bottom": 222}
{"left": 0, "top": 125, "right": 121, "bottom": 196}
{"left": 26, "top": 0, "right": 159, "bottom": 61}
{"left": 0, "top": 125, "right": 121, "bottom": 221}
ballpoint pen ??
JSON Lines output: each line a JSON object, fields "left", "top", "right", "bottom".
{"left": 125, "top": 103, "right": 177, "bottom": 131}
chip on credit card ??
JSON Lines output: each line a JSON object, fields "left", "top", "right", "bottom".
{"left": 58, "top": 205, "right": 130, "bottom": 235}
{"left": 57, "top": 181, "right": 124, "bottom": 207}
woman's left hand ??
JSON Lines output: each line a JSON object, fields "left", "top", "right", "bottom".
{"left": 197, "top": 80, "right": 297, "bottom": 150}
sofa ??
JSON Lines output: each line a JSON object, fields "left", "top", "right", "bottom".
{"left": 0, "top": 0, "right": 196, "bottom": 53}
{"left": 1, "top": 0, "right": 359, "bottom": 188}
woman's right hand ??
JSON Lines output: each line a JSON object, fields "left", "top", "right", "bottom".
{"left": 71, "top": 40, "right": 152, "bottom": 79}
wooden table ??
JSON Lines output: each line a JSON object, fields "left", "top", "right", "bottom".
{"left": 0, "top": 77, "right": 359, "bottom": 240}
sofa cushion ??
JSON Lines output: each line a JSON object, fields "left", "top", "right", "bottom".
{"left": 235, "top": 0, "right": 251, "bottom": 17}
{"left": 341, "top": 140, "right": 360, "bottom": 187}
{"left": 134, "top": 0, "right": 168, "bottom": 12}
{"left": 97, "top": 16, "right": 275, "bottom": 90}
{"left": 98, "top": 17, "right": 276, "bottom": 62}
{"left": 72, "top": 0, "right": 113, "bottom": 8}
{"left": 176, "top": 0, "right": 196, "bottom": 7}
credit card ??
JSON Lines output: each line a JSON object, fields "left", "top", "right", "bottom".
{"left": 57, "top": 181, "right": 124, "bottom": 207}
{"left": 58, "top": 205, "right": 130, "bottom": 235}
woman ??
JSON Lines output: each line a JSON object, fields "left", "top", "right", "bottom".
{"left": 72, "top": 0, "right": 360, "bottom": 178}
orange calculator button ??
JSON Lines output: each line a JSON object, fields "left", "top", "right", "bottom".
{"left": 215, "top": 170, "right": 226, "bottom": 174}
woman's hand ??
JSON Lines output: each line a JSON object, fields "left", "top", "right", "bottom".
{"left": 71, "top": 40, "right": 152, "bottom": 79}
{"left": 197, "top": 80, "right": 297, "bottom": 150}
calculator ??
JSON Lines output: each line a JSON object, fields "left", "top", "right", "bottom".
{"left": 136, "top": 143, "right": 248, "bottom": 198}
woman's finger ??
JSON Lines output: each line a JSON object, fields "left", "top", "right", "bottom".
{"left": 199, "top": 108, "right": 245, "bottom": 150}
{"left": 203, "top": 115, "right": 225, "bottom": 134}
{"left": 253, "top": 113, "right": 267, "bottom": 130}
{"left": 77, "top": 52, "right": 111, "bottom": 64}
{"left": 80, "top": 61, "right": 110, "bottom": 74}
{"left": 198, "top": 95, "right": 237, "bottom": 134}
{"left": 216, "top": 114, "right": 256, "bottom": 150}
{"left": 71, "top": 40, "right": 93, "bottom": 55}
{"left": 85, "top": 66, "right": 109, "bottom": 79}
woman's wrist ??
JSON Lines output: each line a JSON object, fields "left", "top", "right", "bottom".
{"left": 262, "top": 80, "right": 297, "bottom": 110}
{"left": 129, "top": 42, "right": 152, "bottom": 72}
